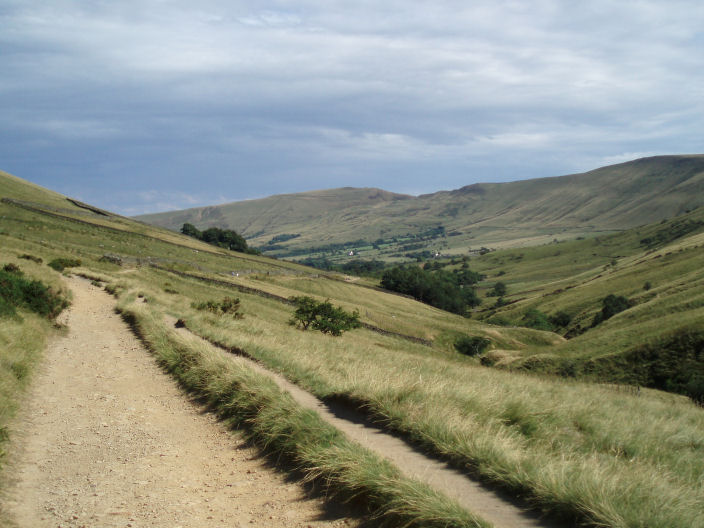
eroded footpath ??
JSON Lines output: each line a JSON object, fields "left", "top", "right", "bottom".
{"left": 170, "top": 328, "right": 563, "bottom": 528}
{"left": 2, "top": 276, "right": 358, "bottom": 528}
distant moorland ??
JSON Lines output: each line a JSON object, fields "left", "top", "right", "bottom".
{"left": 137, "top": 155, "right": 704, "bottom": 262}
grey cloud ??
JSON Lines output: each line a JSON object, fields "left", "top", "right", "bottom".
{"left": 1, "top": 1, "right": 703, "bottom": 214}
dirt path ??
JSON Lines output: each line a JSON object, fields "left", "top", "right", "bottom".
{"left": 2, "top": 277, "right": 359, "bottom": 528}
{"left": 171, "top": 325, "right": 564, "bottom": 528}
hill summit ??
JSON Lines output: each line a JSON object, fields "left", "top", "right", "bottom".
{"left": 137, "top": 155, "right": 704, "bottom": 254}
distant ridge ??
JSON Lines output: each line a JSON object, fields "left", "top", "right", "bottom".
{"left": 136, "top": 155, "right": 704, "bottom": 251}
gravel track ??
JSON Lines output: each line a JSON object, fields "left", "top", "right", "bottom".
{"left": 2, "top": 276, "right": 359, "bottom": 528}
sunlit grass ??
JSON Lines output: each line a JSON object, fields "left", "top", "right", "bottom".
{"left": 117, "top": 299, "right": 489, "bottom": 528}
{"left": 136, "top": 273, "right": 704, "bottom": 528}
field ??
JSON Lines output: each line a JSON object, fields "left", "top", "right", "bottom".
{"left": 2, "top": 169, "right": 704, "bottom": 527}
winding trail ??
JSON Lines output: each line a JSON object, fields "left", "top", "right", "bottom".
{"left": 2, "top": 277, "right": 358, "bottom": 528}
{"left": 170, "top": 333, "right": 565, "bottom": 527}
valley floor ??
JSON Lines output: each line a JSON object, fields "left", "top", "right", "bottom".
{"left": 1, "top": 276, "right": 356, "bottom": 528}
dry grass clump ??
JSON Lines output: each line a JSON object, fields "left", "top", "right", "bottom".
{"left": 166, "top": 280, "right": 704, "bottom": 528}
{"left": 117, "top": 299, "right": 489, "bottom": 528}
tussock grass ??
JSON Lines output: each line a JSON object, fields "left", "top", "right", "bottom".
{"left": 159, "top": 281, "right": 704, "bottom": 528}
{"left": 117, "top": 299, "right": 490, "bottom": 528}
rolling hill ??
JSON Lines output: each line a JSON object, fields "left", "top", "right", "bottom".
{"left": 137, "top": 155, "right": 704, "bottom": 256}
{"left": 2, "top": 167, "right": 704, "bottom": 527}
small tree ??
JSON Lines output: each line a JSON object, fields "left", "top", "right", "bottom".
{"left": 487, "top": 281, "right": 507, "bottom": 297}
{"left": 47, "top": 258, "right": 81, "bottom": 272}
{"left": 289, "top": 296, "right": 360, "bottom": 336}
{"left": 181, "top": 223, "right": 201, "bottom": 239}
{"left": 454, "top": 335, "right": 491, "bottom": 356}
{"left": 289, "top": 296, "right": 320, "bottom": 330}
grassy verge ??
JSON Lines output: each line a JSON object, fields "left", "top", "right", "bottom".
{"left": 0, "top": 315, "right": 51, "bottom": 463}
{"left": 116, "top": 298, "right": 490, "bottom": 528}
{"left": 0, "top": 254, "right": 70, "bottom": 527}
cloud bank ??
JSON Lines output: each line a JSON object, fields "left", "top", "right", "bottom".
{"left": 2, "top": 1, "right": 703, "bottom": 214}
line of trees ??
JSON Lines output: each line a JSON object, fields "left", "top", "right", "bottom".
{"left": 295, "top": 257, "right": 387, "bottom": 277}
{"left": 380, "top": 265, "right": 482, "bottom": 315}
{"left": 181, "top": 223, "right": 259, "bottom": 255}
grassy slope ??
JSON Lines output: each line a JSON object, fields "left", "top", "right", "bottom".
{"left": 137, "top": 187, "right": 414, "bottom": 249}
{"left": 468, "top": 207, "right": 704, "bottom": 387}
{"left": 0, "top": 171, "right": 491, "bottom": 527}
{"left": 136, "top": 155, "right": 704, "bottom": 253}
{"left": 126, "top": 265, "right": 704, "bottom": 528}
{"left": 3, "top": 169, "right": 704, "bottom": 527}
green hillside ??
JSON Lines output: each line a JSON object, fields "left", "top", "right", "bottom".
{"left": 2, "top": 169, "right": 704, "bottom": 528}
{"left": 137, "top": 155, "right": 704, "bottom": 258}
{"left": 466, "top": 206, "right": 704, "bottom": 392}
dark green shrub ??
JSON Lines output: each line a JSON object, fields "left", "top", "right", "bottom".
{"left": 685, "top": 376, "right": 704, "bottom": 405}
{"left": 2, "top": 263, "right": 22, "bottom": 274}
{"left": 592, "top": 294, "right": 631, "bottom": 326}
{"left": 487, "top": 281, "right": 507, "bottom": 297}
{"left": 0, "top": 266, "right": 69, "bottom": 319}
{"left": 380, "top": 265, "right": 481, "bottom": 315}
{"left": 486, "top": 315, "right": 511, "bottom": 327}
{"left": 454, "top": 335, "right": 491, "bottom": 356}
{"left": 289, "top": 296, "right": 360, "bottom": 336}
{"left": 10, "top": 361, "right": 29, "bottom": 381}
{"left": 549, "top": 311, "right": 572, "bottom": 328}
{"left": 192, "top": 297, "right": 243, "bottom": 318}
{"left": 181, "top": 223, "right": 260, "bottom": 255}
{"left": 0, "top": 296, "right": 16, "bottom": 317}
{"left": 493, "top": 297, "right": 508, "bottom": 308}
{"left": 521, "top": 308, "right": 553, "bottom": 331}
{"left": 48, "top": 257, "right": 81, "bottom": 272}
{"left": 643, "top": 281, "right": 652, "bottom": 291}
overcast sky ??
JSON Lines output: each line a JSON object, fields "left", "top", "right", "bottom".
{"left": 2, "top": 1, "right": 703, "bottom": 215}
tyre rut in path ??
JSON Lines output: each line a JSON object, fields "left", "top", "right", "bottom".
{"left": 2, "top": 276, "right": 359, "bottom": 528}
{"left": 170, "top": 321, "right": 568, "bottom": 528}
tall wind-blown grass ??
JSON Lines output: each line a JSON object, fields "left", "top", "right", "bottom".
{"left": 172, "top": 284, "right": 704, "bottom": 528}
{"left": 117, "top": 299, "right": 490, "bottom": 528}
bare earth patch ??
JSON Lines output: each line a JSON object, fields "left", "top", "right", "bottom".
{"left": 2, "top": 276, "right": 359, "bottom": 528}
